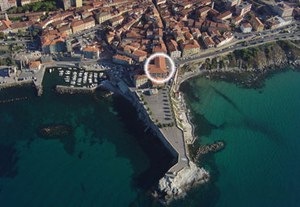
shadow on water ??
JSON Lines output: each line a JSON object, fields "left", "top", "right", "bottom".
{"left": 192, "top": 112, "right": 221, "bottom": 138}
{"left": 209, "top": 85, "right": 283, "bottom": 143}
{"left": 180, "top": 82, "right": 221, "bottom": 138}
{"left": 242, "top": 118, "right": 283, "bottom": 143}
{"left": 0, "top": 144, "right": 19, "bottom": 178}
{"left": 209, "top": 85, "right": 244, "bottom": 115}
{"left": 111, "top": 95, "right": 175, "bottom": 190}
{"left": 179, "top": 78, "right": 281, "bottom": 207}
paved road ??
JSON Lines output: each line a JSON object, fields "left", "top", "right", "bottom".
{"left": 176, "top": 30, "right": 300, "bottom": 65}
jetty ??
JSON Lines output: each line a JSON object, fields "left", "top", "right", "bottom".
{"left": 102, "top": 76, "right": 209, "bottom": 202}
{"left": 55, "top": 85, "right": 96, "bottom": 94}
{"left": 33, "top": 66, "right": 46, "bottom": 96}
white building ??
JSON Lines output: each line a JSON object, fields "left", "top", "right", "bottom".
{"left": 236, "top": 2, "right": 252, "bottom": 16}
{"left": 240, "top": 23, "right": 252, "bottom": 33}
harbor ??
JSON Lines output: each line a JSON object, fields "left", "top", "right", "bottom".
{"left": 49, "top": 67, "right": 106, "bottom": 89}
{"left": 0, "top": 61, "right": 113, "bottom": 96}
{"left": 0, "top": 60, "right": 209, "bottom": 203}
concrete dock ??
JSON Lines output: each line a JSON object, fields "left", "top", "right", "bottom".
{"left": 106, "top": 77, "right": 194, "bottom": 178}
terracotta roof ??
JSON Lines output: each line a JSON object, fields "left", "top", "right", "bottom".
{"left": 148, "top": 56, "right": 168, "bottom": 74}
{"left": 10, "top": 21, "right": 33, "bottom": 29}
{"left": 113, "top": 54, "right": 132, "bottom": 62}
{"left": 133, "top": 49, "right": 147, "bottom": 57}
{"left": 83, "top": 46, "right": 99, "bottom": 52}
{"left": 29, "top": 61, "right": 41, "bottom": 69}
{"left": 134, "top": 74, "right": 148, "bottom": 80}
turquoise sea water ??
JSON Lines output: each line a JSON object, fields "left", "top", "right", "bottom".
{"left": 0, "top": 69, "right": 299, "bottom": 207}
{"left": 180, "top": 69, "right": 300, "bottom": 207}
{"left": 0, "top": 72, "right": 173, "bottom": 207}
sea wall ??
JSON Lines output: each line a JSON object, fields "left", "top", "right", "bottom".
{"left": 102, "top": 80, "right": 210, "bottom": 203}
{"left": 102, "top": 80, "right": 179, "bottom": 157}
{"left": 55, "top": 85, "right": 95, "bottom": 94}
{"left": 0, "top": 80, "right": 32, "bottom": 90}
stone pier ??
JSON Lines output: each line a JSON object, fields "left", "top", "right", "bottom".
{"left": 102, "top": 79, "right": 209, "bottom": 203}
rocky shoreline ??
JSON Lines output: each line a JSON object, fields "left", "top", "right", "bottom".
{"left": 156, "top": 162, "right": 209, "bottom": 204}
{"left": 203, "top": 62, "right": 300, "bottom": 89}
{"left": 167, "top": 42, "right": 300, "bottom": 204}
{"left": 177, "top": 40, "right": 300, "bottom": 89}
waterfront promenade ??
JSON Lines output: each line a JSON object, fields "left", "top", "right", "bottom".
{"left": 135, "top": 85, "right": 194, "bottom": 175}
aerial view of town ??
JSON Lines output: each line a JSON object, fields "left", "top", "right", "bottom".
{"left": 0, "top": 0, "right": 299, "bottom": 206}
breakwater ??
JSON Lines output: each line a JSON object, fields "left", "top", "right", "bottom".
{"left": 0, "top": 97, "right": 28, "bottom": 104}
{"left": 101, "top": 79, "right": 209, "bottom": 203}
{"left": 0, "top": 80, "right": 33, "bottom": 90}
{"left": 55, "top": 85, "right": 96, "bottom": 94}
{"left": 195, "top": 141, "right": 225, "bottom": 160}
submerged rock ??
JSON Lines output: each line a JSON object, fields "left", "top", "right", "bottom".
{"left": 38, "top": 124, "right": 73, "bottom": 138}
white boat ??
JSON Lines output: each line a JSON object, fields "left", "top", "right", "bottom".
{"left": 77, "top": 78, "right": 82, "bottom": 83}
{"left": 65, "top": 70, "right": 71, "bottom": 75}
{"left": 71, "top": 81, "right": 76, "bottom": 85}
{"left": 64, "top": 76, "right": 70, "bottom": 83}
{"left": 59, "top": 71, "right": 64, "bottom": 76}
{"left": 88, "top": 78, "right": 92, "bottom": 83}
{"left": 58, "top": 67, "right": 62, "bottom": 70}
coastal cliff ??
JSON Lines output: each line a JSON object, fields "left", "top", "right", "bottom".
{"left": 202, "top": 40, "right": 300, "bottom": 71}
{"left": 229, "top": 40, "right": 299, "bottom": 69}
{"left": 180, "top": 41, "right": 300, "bottom": 88}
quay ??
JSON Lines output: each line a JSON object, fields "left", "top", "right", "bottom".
{"left": 55, "top": 85, "right": 96, "bottom": 94}
{"left": 102, "top": 76, "right": 209, "bottom": 202}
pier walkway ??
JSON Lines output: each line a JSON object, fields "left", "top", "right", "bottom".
{"left": 139, "top": 88, "right": 191, "bottom": 175}
{"left": 160, "top": 127, "right": 189, "bottom": 173}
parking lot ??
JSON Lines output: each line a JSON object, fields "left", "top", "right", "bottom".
{"left": 143, "top": 87, "right": 175, "bottom": 125}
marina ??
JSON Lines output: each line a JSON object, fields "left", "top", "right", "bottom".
{"left": 48, "top": 67, "right": 106, "bottom": 89}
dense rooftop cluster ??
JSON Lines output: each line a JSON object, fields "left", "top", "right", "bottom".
{"left": 0, "top": 0, "right": 298, "bottom": 87}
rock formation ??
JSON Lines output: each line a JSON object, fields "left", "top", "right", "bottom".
{"left": 158, "top": 162, "right": 209, "bottom": 203}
